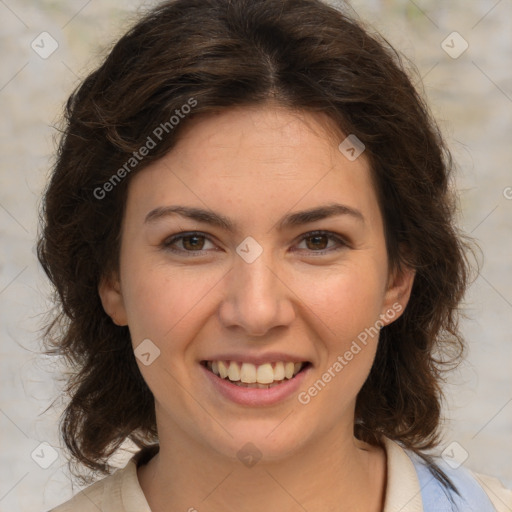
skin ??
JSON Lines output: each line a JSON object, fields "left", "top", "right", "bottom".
{"left": 99, "top": 104, "right": 415, "bottom": 512}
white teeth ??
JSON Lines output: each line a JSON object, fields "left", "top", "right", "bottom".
{"left": 273, "top": 361, "right": 285, "bottom": 381}
{"left": 218, "top": 360, "right": 229, "bottom": 379}
{"left": 256, "top": 363, "right": 274, "bottom": 384}
{"left": 284, "top": 362, "right": 295, "bottom": 379}
{"left": 240, "top": 362, "right": 257, "bottom": 383}
{"left": 206, "top": 360, "right": 305, "bottom": 385}
{"left": 228, "top": 361, "right": 240, "bottom": 381}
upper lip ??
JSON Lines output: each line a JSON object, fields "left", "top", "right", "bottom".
{"left": 201, "top": 352, "right": 312, "bottom": 366}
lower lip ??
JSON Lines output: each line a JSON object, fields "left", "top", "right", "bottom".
{"left": 200, "top": 363, "right": 311, "bottom": 406}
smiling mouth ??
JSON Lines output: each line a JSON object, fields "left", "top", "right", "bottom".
{"left": 202, "top": 360, "right": 311, "bottom": 389}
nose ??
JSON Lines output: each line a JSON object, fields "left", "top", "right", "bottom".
{"left": 218, "top": 248, "right": 296, "bottom": 337}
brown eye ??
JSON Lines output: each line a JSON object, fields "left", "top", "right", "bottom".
{"left": 163, "top": 232, "right": 216, "bottom": 254}
{"left": 294, "top": 231, "right": 348, "bottom": 254}
{"left": 304, "top": 234, "right": 329, "bottom": 251}
{"left": 181, "top": 235, "right": 206, "bottom": 251}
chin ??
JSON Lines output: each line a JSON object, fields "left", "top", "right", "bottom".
{"left": 203, "top": 417, "right": 314, "bottom": 465}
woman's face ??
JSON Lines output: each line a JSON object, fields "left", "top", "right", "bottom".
{"left": 100, "top": 105, "right": 413, "bottom": 461}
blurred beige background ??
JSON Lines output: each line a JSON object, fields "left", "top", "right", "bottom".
{"left": 0, "top": 0, "right": 511, "bottom": 510}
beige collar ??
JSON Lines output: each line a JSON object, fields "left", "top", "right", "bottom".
{"left": 381, "top": 437, "right": 423, "bottom": 511}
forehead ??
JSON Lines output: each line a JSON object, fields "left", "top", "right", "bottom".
{"left": 172, "top": 105, "right": 345, "bottom": 174}
{"left": 125, "top": 106, "right": 382, "bottom": 230}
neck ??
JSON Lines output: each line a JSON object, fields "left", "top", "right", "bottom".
{"left": 138, "top": 422, "right": 386, "bottom": 512}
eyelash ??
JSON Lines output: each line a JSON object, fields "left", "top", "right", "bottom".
{"left": 161, "top": 230, "right": 349, "bottom": 256}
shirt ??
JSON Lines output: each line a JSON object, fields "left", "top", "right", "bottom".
{"left": 49, "top": 437, "right": 512, "bottom": 511}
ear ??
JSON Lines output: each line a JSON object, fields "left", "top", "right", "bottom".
{"left": 98, "top": 272, "right": 128, "bottom": 326}
{"left": 380, "top": 263, "right": 415, "bottom": 326}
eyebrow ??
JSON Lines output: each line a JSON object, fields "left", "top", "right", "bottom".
{"left": 144, "top": 203, "right": 364, "bottom": 233}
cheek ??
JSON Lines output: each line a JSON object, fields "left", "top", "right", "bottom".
{"left": 119, "top": 263, "right": 216, "bottom": 394}
{"left": 296, "top": 262, "right": 386, "bottom": 341}
{"left": 120, "top": 255, "right": 222, "bottom": 346}
{"left": 297, "top": 268, "right": 383, "bottom": 418}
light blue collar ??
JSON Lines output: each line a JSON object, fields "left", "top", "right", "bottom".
{"left": 406, "top": 450, "right": 496, "bottom": 511}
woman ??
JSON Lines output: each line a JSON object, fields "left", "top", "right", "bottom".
{"left": 38, "top": 0, "right": 512, "bottom": 510}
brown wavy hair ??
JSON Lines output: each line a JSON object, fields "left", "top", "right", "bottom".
{"left": 38, "top": 0, "right": 474, "bottom": 486}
